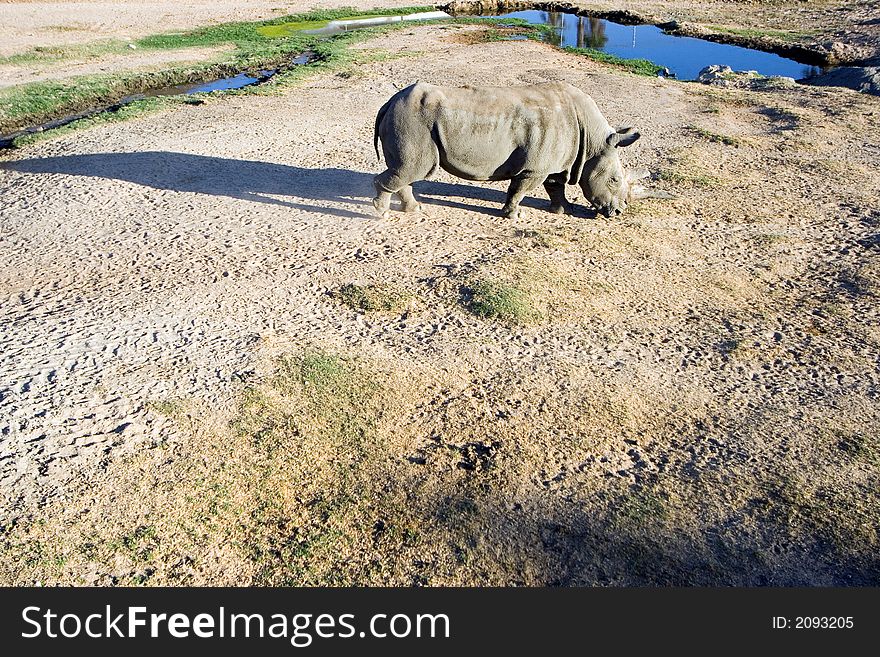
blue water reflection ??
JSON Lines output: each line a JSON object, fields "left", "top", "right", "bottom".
{"left": 495, "top": 11, "right": 822, "bottom": 80}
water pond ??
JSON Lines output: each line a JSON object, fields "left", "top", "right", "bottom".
{"left": 490, "top": 10, "right": 823, "bottom": 80}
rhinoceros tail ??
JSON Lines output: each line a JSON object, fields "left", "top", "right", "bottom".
{"left": 374, "top": 99, "right": 391, "bottom": 162}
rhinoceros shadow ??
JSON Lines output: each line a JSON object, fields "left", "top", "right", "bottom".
{"left": 2, "top": 151, "right": 585, "bottom": 219}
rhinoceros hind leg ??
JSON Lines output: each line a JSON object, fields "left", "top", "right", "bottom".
{"left": 374, "top": 170, "right": 427, "bottom": 217}
{"left": 397, "top": 185, "right": 422, "bottom": 213}
{"left": 502, "top": 176, "right": 544, "bottom": 221}
{"left": 372, "top": 173, "right": 394, "bottom": 218}
{"left": 543, "top": 179, "right": 570, "bottom": 215}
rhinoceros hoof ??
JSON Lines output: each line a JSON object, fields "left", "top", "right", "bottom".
{"left": 402, "top": 203, "right": 422, "bottom": 213}
{"left": 503, "top": 208, "right": 521, "bottom": 221}
{"left": 548, "top": 204, "right": 568, "bottom": 215}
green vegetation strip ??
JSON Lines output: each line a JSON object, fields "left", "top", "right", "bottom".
{"left": 0, "top": 7, "right": 433, "bottom": 136}
{"left": 706, "top": 25, "right": 815, "bottom": 43}
{"left": 563, "top": 47, "right": 663, "bottom": 76}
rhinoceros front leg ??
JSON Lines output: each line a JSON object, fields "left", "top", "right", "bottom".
{"left": 502, "top": 175, "right": 544, "bottom": 221}
{"left": 543, "top": 178, "right": 571, "bottom": 215}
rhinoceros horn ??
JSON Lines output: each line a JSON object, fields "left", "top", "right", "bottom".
{"left": 627, "top": 167, "right": 677, "bottom": 200}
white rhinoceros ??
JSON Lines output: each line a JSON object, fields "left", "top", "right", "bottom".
{"left": 372, "top": 81, "right": 657, "bottom": 220}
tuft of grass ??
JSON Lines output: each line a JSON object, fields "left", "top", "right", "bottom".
{"left": 274, "top": 352, "right": 349, "bottom": 393}
{"left": 613, "top": 490, "right": 668, "bottom": 527}
{"left": 686, "top": 124, "right": 742, "bottom": 147}
{"left": 657, "top": 168, "right": 720, "bottom": 187}
{"left": 147, "top": 398, "right": 186, "bottom": 418}
{"left": 331, "top": 283, "right": 411, "bottom": 313}
{"left": 835, "top": 431, "right": 879, "bottom": 467}
{"left": 116, "top": 525, "right": 159, "bottom": 563}
{"left": 462, "top": 279, "right": 535, "bottom": 323}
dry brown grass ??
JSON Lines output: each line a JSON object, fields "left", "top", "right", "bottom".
{"left": 2, "top": 342, "right": 878, "bottom": 586}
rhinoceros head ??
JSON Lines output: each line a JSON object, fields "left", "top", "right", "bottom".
{"left": 579, "top": 126, "right": 650, "bottom": 218}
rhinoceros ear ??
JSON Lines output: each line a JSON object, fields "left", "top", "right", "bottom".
{"left": 607, "top": 126, "right": 640, "bottom": 148}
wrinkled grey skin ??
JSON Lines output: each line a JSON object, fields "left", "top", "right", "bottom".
{"left": 373, "top": 81, "right": 651, "bottom": 220}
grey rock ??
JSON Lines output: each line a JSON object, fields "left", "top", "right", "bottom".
{"left": 804, "top": 65, "right": 880, "bottom": 95}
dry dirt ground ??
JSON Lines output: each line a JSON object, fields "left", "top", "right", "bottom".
{"left": 0, "top": 22, "right": 879, "bottom": 585}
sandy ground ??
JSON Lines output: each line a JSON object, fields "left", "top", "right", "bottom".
{"left": 1, "top": 1, "right": 879, "bottom": 58}
{"left": 0, "top": 23, "right": 879, "bottom": 584}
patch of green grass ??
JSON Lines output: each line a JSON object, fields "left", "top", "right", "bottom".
{"left": 258, "top": 13, "right": 427, "bottom": 38}
{"left": 482, "top": 28, "right": 519, "bottom": 42}
{"left": 564, "top": 46, "right": 663, "bottom": 76}
{"left": 233, "top": 351, "right": 403, "bottom": 584}
{"left": 463, "top": 279, "right": 535, "bottom": 323}
{"left": 817, "top": 301, "right": 849, "bottom": 319}
{"left": 707, "top": 25, "right": 814, "bottom": 43}
{"left": 277, "top": 352, "right": 348, "bottom": 392}
{"left": 613, "top": 490, "right": 668, "bottom": 527}
{"left": 464, "top": 18, "right": 553, "bottom": 42}
{"left": 9, "top": 96, "right": 176, "bottom": 147}
{"left": 331, "top": 283, "right": 411, "bottom": 313}
{"left": 686, "top": 124, "right": 742, "bottom": 147}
